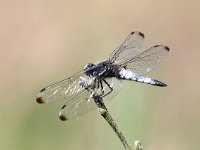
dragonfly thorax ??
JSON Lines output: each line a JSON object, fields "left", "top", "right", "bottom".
{"left": 84, "top": 60, "right": 118, "bottom": 78}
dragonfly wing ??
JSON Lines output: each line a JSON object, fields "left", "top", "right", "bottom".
{"left": 122, "top": 45, "right": 170, "bottom": 75}
{"left": 109, "top": 31, "right": 145, "bottom": 64}
{"left": 102, "top": 77, "right": 123, "bottom": 100}
{"left": 36, "top": 70, "right": 91, "bottom": 104}
{"left": 58, "top": 77, "right": 122, "bottom": 121}
{"left": 58, "top": 90, "right": 97, "bottom": 121}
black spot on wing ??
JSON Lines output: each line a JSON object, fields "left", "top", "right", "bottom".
{"left": 36, "top": 88, "right": 46, "bottom": 103}
{"left": 138, "top": 32, "right": 145, "bottom": 38}
{"left": 61, "top": 104, "right": 66, "bottom": 110}
{"left": 36, "top": 96, "right": 44, "bottom": 104}
{"left": 59, "top": 114, "right": 69, "bottom": 121}
{"left": 164, "top": 46, "right": 170, "bottom": 51}
{"left": 40, "top": 88, "right": 46, "bottom": 92}
{"left": 153, "top": 45, "right": 170, "bottom": 52}
{"left": 58, "top": 104, "right": 69, "bottom": 121}
{"left": 130, "top": 31, "right": 145, "bottom": 38}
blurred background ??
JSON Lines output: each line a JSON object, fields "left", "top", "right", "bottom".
{"left": 0, "top": 0, "right": 200, "bottom": 150}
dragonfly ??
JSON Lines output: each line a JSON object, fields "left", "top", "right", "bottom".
{"left": 36, "top": 31, "right": 170, "bottom": 121}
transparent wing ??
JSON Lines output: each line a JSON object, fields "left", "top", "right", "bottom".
{"left": 121, "top": 45, "right": 170, "bottom": 75}
{"left": 36, "top": 70, "right": 91, "bottom": 104}
{"left": 109, "top": 31, "right": 145, "bottom": 63}
{"left": 58, "top": 77, "right": 122, "bottom": 121}
{"left": 102, "top": 77, "right": 123, "bottom": 101}
{"left": 58, "top": 90, "right": 96, "bottom": 121}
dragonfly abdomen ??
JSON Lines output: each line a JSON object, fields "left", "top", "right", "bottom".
{"left": 118, "top": 69, "right": 167, "bottom": 87}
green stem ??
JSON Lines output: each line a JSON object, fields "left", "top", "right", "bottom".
{"left": 93, "top": 94, "right": 131, "bottom": 150}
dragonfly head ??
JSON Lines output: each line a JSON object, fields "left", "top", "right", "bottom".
{"left": 84, "top": 63, "right": 103, "bottom": 77}
{"left": 84, "top": 63, "right": 95, "bottom": 71}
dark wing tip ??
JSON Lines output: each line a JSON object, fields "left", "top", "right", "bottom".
{"left": 36, "top": 96, "right": 45, "bottom": 104}
{"left": 154, "top": 45, "right": 170, "bottom": 52}
{"left": 36, "top": 88, "right": 46, "bottom": 103}
{"left": 138, "top": 32, "right": 145, "bottom": 38}
{"left": 164, "top": 46, "right": 170, "bottom": 51}
{"left": 59, "top": 105, "right": 68, "bottom": 121}
{"left": 130, "top": 31, "right": 145, "bottom": 38}
{"left": 59, "top": 114, "right": 69, "bottom": 121}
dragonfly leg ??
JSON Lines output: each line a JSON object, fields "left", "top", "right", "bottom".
{"left": 99, "top": 79, "right": 104, "bottom": 96}
{"left": 102, "top": 79, "right": 113, "bottom": 97}
{"left": 97, "top": 78, "right": 100, "bottom": 89}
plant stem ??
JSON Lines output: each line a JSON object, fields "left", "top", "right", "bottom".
{"left": 93, "top": 93, "right": 131, "bottom": 150}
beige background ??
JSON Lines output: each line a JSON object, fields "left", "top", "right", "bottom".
{"left": 1, "top": 0, "right": 200, "bottom": 150}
